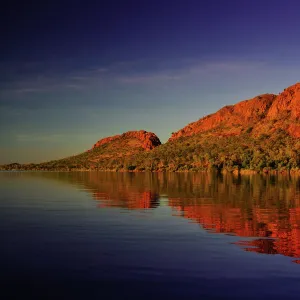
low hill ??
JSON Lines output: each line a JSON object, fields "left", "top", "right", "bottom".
{"left": 1, "top": 82, "right": 300, "bottom": 173}
{"left": 1, "top": 130, "right": 161, "bottom": 171}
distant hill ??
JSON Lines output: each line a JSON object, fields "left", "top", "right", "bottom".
{"left": 1, "top": 82, "right": 300, "bottom": 173}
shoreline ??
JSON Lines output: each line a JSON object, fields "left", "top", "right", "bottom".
{"left": 1, "top": 168, "right": 300, "bottom": 175}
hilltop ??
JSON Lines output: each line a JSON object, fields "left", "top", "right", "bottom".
{"left": 1, "top": 82, "right": 300, "bottom": 173}
{"left": 92, "top": 130, "right": 161, "bottom": 151}
{"left": 169, "top": 82, "right": 300, "bottom": 140}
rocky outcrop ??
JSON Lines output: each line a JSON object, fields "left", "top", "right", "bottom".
{"left": 169, "top": 82, "right": 300, "bottom": 141}
{"left": 92, "top": 130, "right": 161, "bottom": 151}
{"left": 92, "top": 135, "right": 121, "bottom": 148}
{"left": 267, "top": 82, "right": 300, "bottom": 120}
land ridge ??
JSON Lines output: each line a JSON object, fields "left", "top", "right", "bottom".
{"left": 1, "top": 82, "right": 300, "bottom": 173}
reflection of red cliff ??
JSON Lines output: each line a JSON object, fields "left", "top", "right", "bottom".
{"left": 94, "top": 191, "right": 158, "bottom": 209}
{"left": 169, "top": 198, "right": 300, "bottom": 259}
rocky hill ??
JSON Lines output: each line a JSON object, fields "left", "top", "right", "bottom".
{"left": 92, "top": 130, "right": 161, "bottom": 151}
{"left": 1, "top": 82, "right": 300, "bottom": 173}
{"left": 169, "top": 82, "right": 300, "bottom": 140}
{"left": 1, "top": 130, "right": 161, "bottom": 171}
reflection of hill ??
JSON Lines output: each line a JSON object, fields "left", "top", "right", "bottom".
{"left": 71, "top": 172, "right": 300, "bottom": 260}
{"left": 19, "top": 172, "right": 161, "bottom": 210}
{"left": 85, "top": 172, "right": 160, "bottom": 209}
{"left": 20, "top": 171, "right": 300, "bottom": 260}
{"left": 61, "top": 172, "right": 161, "bottom": 209}
{"left": 94, "top": 190, "right": 159, "bottom": 209}
{"left": 168, "top": 174, "right": 300, "bottom": 261}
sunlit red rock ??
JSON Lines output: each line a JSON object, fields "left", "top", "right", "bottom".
{"left": 168, "top": 82, "right": 300, "bottom": 141}
{"left": 267, "top": 82, "right": 300, "bottom": 120}
{"left": 92, "top": 130, "right": 161, "bottom": 151}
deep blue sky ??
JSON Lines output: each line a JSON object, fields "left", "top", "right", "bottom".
{"left": 1, "top": 0, "right": 300, "bottom": 163}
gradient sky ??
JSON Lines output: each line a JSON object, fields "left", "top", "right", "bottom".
{"left": 1, "top": 0, "right": 300, "bottom": 164}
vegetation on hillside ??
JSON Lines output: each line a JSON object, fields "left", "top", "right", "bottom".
{"left": 2, "top": 129, "right": 300, "bottom": 173}
{"left": 2, "top": 83, "right": 300, "bottom": 173}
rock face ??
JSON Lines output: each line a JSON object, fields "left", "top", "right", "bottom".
{"left": 267, "top": 82, "right": 300, "bottom": 120}
{"left": 92, "top": 130, "right": 161, "bottom": 151}
{"left": 92, "top": 135, "right": 122, "bottom": 148}
{"left": 169, "top": 82, "right": 300, "bottom": 141}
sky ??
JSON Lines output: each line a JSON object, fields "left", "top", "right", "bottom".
{"left": 1, "top": 0, "right": 300, "bottom": 164}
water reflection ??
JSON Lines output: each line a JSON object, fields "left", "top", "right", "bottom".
{"left": 94, "top": 191, "right": 159, "bottom": 209}
{"left": 87, "top": 172, "right": 160, "bottom": 209}
{"left": 167, "top": 173, "right": 300, "bottom": 262}
{"left": 19, "top": 171, "right": 300, "bottom": 261}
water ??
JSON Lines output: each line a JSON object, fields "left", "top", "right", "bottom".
{"left": 1, "top": 171, "right": 300, "bottom": 299}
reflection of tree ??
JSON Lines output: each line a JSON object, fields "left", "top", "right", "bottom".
{"left": 82, "top": 172, "right": 300, "bottom": 260}
{"left": 94, "top": 190, "right": 159, "bottom": 209}
{"left": 81, "top": 172, "right": 161, "bottom": 209}
{"left": 234, "top": 239, "right": 277, "bottom": 255}
{"left": 25, "top": 171, "right": 300, "bottom": 261}
{"left": 168, "top": 174, "right": 300, "bottom": 261}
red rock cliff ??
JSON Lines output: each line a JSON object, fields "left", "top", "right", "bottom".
{"left": 169, "top": 82, "right": 300, "bottom": 141}
{"left": 267, "top": 82, "right": 300, "bottom": 120}
{"left": 92, "top": 130, "right": 161, "bottom": 151}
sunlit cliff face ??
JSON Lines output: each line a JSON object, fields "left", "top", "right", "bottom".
{"left": 169, "top": 82, "right": 300, "bottom": 141}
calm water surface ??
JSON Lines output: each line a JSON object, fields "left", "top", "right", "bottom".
{"left": 1, "top": 171, "right": 300, "bottom": 299}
